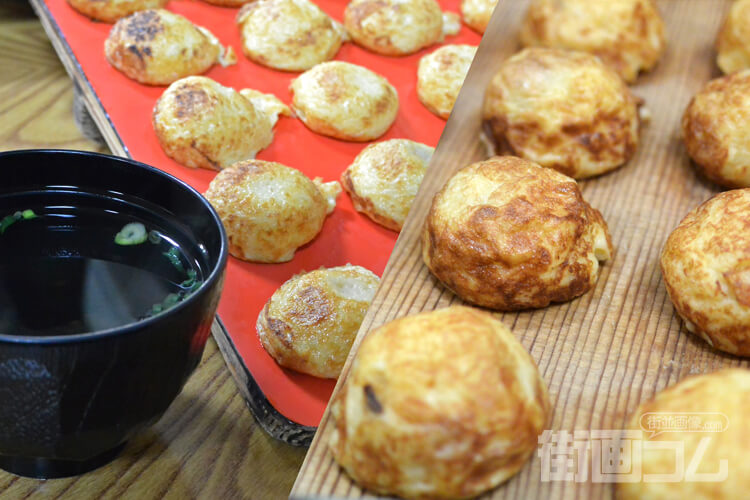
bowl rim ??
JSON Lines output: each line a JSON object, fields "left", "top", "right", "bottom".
{"left": 0, "top": 149, "right": 228, "bottom": 345}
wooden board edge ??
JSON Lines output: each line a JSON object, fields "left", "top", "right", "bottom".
{"left": 211, "top": 317, "right": 316, "bottom": 447}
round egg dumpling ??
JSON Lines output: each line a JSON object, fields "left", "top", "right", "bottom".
{"left": 422, "top": 156, "right": 613, "bottom": 311}
{"left": 460, "top": 0, "right": 497, "bottom": 34}
{"left": 342, "top": 139, "right": 433, "bottom": 232}
{"left": 341, "top": 139, "right": 434, "bottom": 231}
{"left": 330, "top": 305, "right": 550, "bottom": 499}
{"left": 617, "top": 369, "right": 750, "bottom": 500}
{"left": 152, "top": 76, "right": 290, "bottom": 170}
{"left": 257, "top": 265, "right": 380, "bottom": 378}
{"left": 682, "top": 70, "right": 750, "bottom": 188}
{"left": 717, "top": 0, "right": 750, "bottom": 75}
{"left": 290, "top": 61, "right": 399, "bottom": 142}
{"left": 417, "top": 44, "right": 477, "bottom": 120}
{"left": 343, "top": 0, "right": 460, "bottom": 56}
{"left": 66, "top": 0, "right": 167, "bottom": 23}
{"left": 105, "top": 9, "right": 236, "bottom": 86}
{"left": 661, "top": 190, "right": 750, "bottom": 357}
{"left": 483, "top": 47, "right": 641, "bottom": 180}
{"left": 519, "top": 0, "right": 666, "bottom": 83}
{"left": 203, "top": 160, "right": 341, "bottom": 263}
{"left": 236, "top": 0, "right": 348, "bottom": 72}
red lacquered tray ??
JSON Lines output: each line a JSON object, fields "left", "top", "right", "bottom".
{"left": 32, "top": 0, "right": 481, "bottom": 444}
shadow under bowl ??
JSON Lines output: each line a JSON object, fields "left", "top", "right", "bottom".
{"left": 0, "top": 150, "right": 227, "bottom": 479}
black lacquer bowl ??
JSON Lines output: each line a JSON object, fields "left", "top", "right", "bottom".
{"left": 0, "top": 150, "right": 227, "bottom": 479}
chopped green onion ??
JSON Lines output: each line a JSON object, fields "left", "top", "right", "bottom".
{"left": 115, "top": 222, "right": 147, "bottom": 245}
{"left": 163, "top": 293, "right": 180, "bottom": 309}
{"left": 142, "top": 247, "right": 202, "bottom": 319}
{"left": 0, "top": 209, "right": 37, "bottom": 235}
{"left": 180, "top": 269, "right": 198, "bottom": 288}
{"left": 162, "top": 246, "right": 185, "bottom": 273}
{"left": 147, "top": 230, "right": 161, "bottom": 244}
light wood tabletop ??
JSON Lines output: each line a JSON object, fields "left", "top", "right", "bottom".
{"left": 0, "top": 2, "right": 306, "bottom": 498}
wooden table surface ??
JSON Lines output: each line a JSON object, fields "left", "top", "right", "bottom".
{"left": 0, "top": 2, "right": 306, "bottom": 498}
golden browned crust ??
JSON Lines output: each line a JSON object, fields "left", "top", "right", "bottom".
{"left": 236, "top": 0, "right": 348, "bottom": 72}
{"left": 519, "top": 0, "right": 666, "bottom": 83}
{"left": 290, "top": 61, "right": 399, "bottom": 142}
{"left": 618, "top": 369, "right": 750, "bottom": 499}
{"left": 661, "top": 189, "right": 750, "bottom": 356}
{"left": 152, "top": 76, "right": 289, "bottom": 170}
{"left": 681, "top": 70, "right": 750, "bottom": 189}
{"left": 66, "top": 0, "right": 167, "bottom": 23}
{"left": 104, "top": 9, "right": 235, "bottom": 86}
{"left": 257, "top": 265, "right": 380, "bottom": 378}
{"left": 716, "top": 0, "right": 750, "bottom": 75}
{"left": 341, "top": 139, "right": 434, "bottom": 232}
{"left": 422, "top": 156, "right": 613, "bottom": 311}
{"left": 329, "top": 306, "right": 550, "bottom": 500}
{"left": 343, "top": 0, "right": 445, "bottom": 56}
{"left": 483, "top": 47, "right": 640, "bottom": 180}
{"left": 460, "top": 0, "right": 496, "bottom": 34}
{"left": 204, "top": 159, "right": 340, "bottom": 263}
{"left": 417, "top": 44, "right": 477, "bottom": 120}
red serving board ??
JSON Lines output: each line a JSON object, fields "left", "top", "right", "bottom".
{"left": 43, "top": 0, "right": 481, "bottom": 429}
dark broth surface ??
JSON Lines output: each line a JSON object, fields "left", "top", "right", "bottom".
{"left": 0, "top": 190, "right": 204, "bottom": 336}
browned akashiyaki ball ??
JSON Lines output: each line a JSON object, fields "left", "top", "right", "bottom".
{"left": 422, "top": 156, "right": 613, "bottom": 311}
{"left": 483, "top": 48, "right": 641, "bottom": 179}
{"left": 330, "top": 306, "right": 550, "bottom": 499}
{"left": 152, "top": 76, "right": 290, "bottom": 170}
{"left": 682, "top": 70, "right": 750, "bottom": 188}
{"left": 520, "top": 0, "right": 666, "bottom": 83}
{"left": 105, "top": 9, "right": 235, "bottom": 85}
{"left": 203, "top": 160, "right": 341, "bottom": 263}
{"left": 257, "top": 265, "right": 380, "bottom": 378}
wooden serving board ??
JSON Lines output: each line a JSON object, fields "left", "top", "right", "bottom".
{"left": 291, "top": 0, "right": 748, "bottom": 498}
{"left": 28, "top": 0, "right": 481, "bottom": 446}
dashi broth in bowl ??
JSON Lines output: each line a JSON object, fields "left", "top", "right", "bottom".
{"left": 0, "top": 149, "right": 227, "bottom": 478}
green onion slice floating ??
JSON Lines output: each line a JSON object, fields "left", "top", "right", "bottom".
{"left": 0, "top": 209, "right": 37, "bottom": 235}
{"left": 162, "top": 246, "right": 185, "bottom": 273}
{"left": 115, "top": 222, "right": 147, "bottom": 245}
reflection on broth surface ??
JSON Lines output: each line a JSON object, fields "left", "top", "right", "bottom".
{"left": 0, "top": 196, "right": 203, "bottom": 336}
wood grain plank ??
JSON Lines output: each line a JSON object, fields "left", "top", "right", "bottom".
{"left": 292, "top": 1, "right": 745, "bottom": 498}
